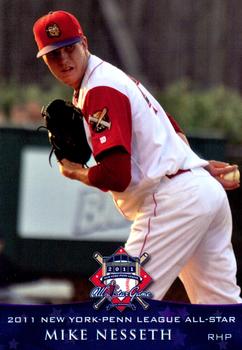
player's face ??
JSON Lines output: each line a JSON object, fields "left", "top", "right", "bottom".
{"left": 43, "top": 39, "right": 89, "bottom": 90}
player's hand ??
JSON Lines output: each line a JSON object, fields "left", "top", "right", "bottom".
{"left": 205, "top": 160, "right": 240, "bottom": 190}
{"left": 59, "top": 158, "right": 90, "bottom": 185}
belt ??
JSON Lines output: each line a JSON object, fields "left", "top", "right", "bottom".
{"left": 166, "top": 169, "right": 191, "bottom": 179}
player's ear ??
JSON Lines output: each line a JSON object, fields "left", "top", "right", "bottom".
{"left": 81, "top": 36, "right": 88, "bottom": 50}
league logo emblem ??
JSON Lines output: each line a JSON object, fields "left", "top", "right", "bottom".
{"left": 90, "top": 247, "right": 152, "bottom": 311}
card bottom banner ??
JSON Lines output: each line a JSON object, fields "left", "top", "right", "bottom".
{"left": 0, "top": 300, "right": 241, "bottom": 349}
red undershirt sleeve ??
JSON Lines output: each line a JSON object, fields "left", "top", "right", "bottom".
{"left": 82, "top": 86, "right": 132, "bottom": 159}
{"left": 88, "top": 147, "right": 131, "bottom": 192}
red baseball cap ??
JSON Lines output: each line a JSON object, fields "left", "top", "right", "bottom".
{"left": 33, "top": 10, "right": 84, "bottom": 58}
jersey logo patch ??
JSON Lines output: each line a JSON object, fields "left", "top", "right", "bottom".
{"left": 88, "top": 108, "right": 111, "bottom": 133}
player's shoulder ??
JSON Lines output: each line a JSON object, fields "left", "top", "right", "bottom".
{"left": 84, "top": 54, "right": 131, "bottom": 92}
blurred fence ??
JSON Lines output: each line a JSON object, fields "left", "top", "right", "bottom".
{"left": 1, "top": 0, "right": 242, "bottom": 91}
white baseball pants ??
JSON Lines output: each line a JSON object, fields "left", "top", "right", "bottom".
{"left": 125, "top": 167, "right": 242, "bottom": 304}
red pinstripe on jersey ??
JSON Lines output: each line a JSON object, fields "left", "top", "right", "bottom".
{"left": 139, "top": 193, "right": 158, "bottom": 257}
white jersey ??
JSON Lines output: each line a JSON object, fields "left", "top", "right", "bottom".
{"left": 76, "top": 55, "right": 208, "bottom": 219}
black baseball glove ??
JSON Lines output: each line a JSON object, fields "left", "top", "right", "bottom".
{"left": 41, "top": 99, "right": 92, "bottom": 166}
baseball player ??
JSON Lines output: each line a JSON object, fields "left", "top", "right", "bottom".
{"left": 33, "top": 10, "right": 241, "bottom": 304}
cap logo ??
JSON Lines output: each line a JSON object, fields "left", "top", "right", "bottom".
{"left": 45, "top": 23, "right": 61, "bottom": 38}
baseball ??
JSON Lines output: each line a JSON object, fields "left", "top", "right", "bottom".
{"left": 222, "top": 169, "right": 240, "bottom": 182}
